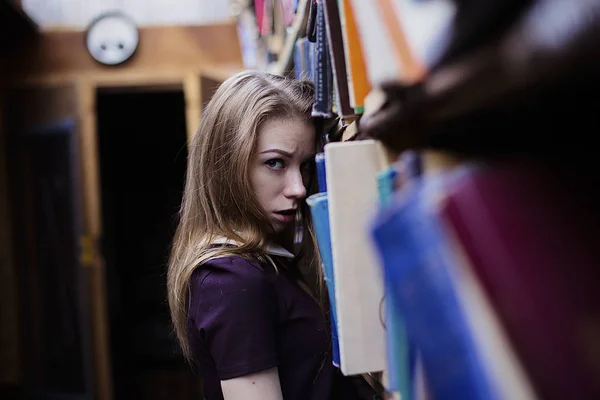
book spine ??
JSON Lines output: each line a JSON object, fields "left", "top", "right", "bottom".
{"left": 323, "top": 0, "right": 355, "bottom": 117}
{"left": 440, "top": 162, "right": 600, "bottom": 399}
{"left": 311, "top": 1, "right": 333, "bottom": 118}
{"left": 371, "top": 177, "right": 496, "bottom": 400}
{"left": 315, "top": 152, "right": 327, "bottom": 193}
{"left": 306, "top": 192, "right": 341, "bottom": 366}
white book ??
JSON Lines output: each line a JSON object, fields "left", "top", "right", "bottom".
{"left": 324, "top": 140, "right": 387, "bottom": 375}
{"left": 348, "top": 0, "right": 401, "bottom": 85}
{"left": 391, "top": 0, "right": 457, "bottom": 68}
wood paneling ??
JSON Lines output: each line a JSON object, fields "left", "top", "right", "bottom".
{"left": 183, "top": 73, "right": 201, "bottom": 141}
{"left": 6, "top": 85, "right": 78, "bottom": 130}
{"left": 8, "top": 23, "right": 243, "bottom": 84}
{"left": 76, "top": 80, "right": 112, "bottom": 400}
{"left": 4, "top": 84, "right": 81, "bottom": 395}
{"left": 2, "top": 23, "right": 244, "bottom": 400}
{"left": 0, "top": 87, "right": 21, "bottom": 387}
{"left": 76, "top": 80, "right": 101, "bottom": 237}
{"left": 193, "top": 65, "right": 244, "bottom": 140}
{"left": 5, "top": 84, "right": 112, "bottom": 400}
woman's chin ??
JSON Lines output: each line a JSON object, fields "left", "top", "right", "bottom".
{"left": 269, "top": 218, "right": 294, "bottom": 236}
{"left": 270, "top": 222, "right": 287, "bottom": 234}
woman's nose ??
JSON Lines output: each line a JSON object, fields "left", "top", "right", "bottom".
{"left": 283, "top": 169, "right": 307, "bottom": 199}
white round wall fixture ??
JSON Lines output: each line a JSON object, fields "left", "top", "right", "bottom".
{"left": 85, "top": 11, "right": 139, "bottom": 66}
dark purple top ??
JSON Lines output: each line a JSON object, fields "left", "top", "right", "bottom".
{"left": 186, "top": 255, "right": 347, "bottom": 400}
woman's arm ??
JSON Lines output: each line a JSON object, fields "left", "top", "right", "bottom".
{"left": 221, "top": 367, "right": 283, "bottom": 400}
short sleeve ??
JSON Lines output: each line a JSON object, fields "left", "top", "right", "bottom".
{"left": 190, "top": 257, "right": 279, "bottom": 380}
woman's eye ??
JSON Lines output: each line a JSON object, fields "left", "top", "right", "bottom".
{"left": 265, "top": 159, "right": 285, "bottom": 169}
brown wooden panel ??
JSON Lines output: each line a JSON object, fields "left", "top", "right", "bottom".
{"left": 5, "top": 84, "right": 112, "bottom": 400}
{"left": 184, "top": 73, "right": 201, "bottom": 142}
{"left": 8, "top": 23, "right": 243, "bottom": 81}
{"left": 76, "top": 80, "right": 113, "bottom": 400}
{"left": 4, "top": 85, "right": 80, "bottom": 395}
{"left": 184, "top": 66, "right": 243, "bottom": 141}
{"left": 7, "top": 85, "right": 78, "bottom": 131}
{"left": 3, "top": 87, "right": 79, "bottom": 389}
{"left": 0, "top": 89, "right": 21, "bottom": 387}
{"left": 0, "top": 22, "right": 244, "bottom": 400}
{"left": 85, "top": 262, "right": 112, "bottom": 400}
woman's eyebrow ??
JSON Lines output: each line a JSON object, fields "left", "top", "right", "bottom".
{"left": 259, "top": 149, "right": 293, "bottom": 157}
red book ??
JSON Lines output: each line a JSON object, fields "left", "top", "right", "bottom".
{"left": 440, "top": 160, "right": 600, "bottom": 399}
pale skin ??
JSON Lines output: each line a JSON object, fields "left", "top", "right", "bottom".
{"left": 219, "top": 116, "right": 315, "bottom": 400}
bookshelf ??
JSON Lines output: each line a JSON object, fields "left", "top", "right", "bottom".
{"left": 238, "top": 1, "right": 600, "bottom": 400}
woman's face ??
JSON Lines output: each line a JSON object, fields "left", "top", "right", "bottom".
{"left": 250, "top": 116, "right": 316, "bottom": 234}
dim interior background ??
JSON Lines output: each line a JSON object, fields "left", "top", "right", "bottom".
{"left": 0, "top": 1, "right": 250, "bottom": 399}
{"left": 2, "top": 0, "right": 600, "bottom": 400}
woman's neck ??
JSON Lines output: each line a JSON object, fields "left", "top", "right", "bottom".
{"left": 268, "top": 226, "right": 295, "bottom": 250}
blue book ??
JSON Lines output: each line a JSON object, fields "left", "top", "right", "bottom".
{"left": 307, "top": 40, "right": 316, "bottom": 81}
{"left": 311, "top": 1, "right": 333, "bottom": 118}
{"left": 306, "top": 192, "right": 340, "bottom": 366}
{"left": 398, "top": 151, "right": 422, "bottom": 181}
{"left": 371, "top": 174, "right": 496, "bottom": 400}
{"left": 376, "top": 166, "right": 412, "bottom": 398}
{"left": 294, "top": 37, "right": 313, "bottom": 81}
{"left": 315, "top": 152, "right": 327, "bottom": 193}
{"left": 294, "top": 38, "right": 304, "bottom": 80}
{"left": 377, "top": 166, "right": 397, "bottom": 208}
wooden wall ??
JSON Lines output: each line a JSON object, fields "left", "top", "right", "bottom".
{"left": 0, "top": 71, "right": 21, "bottom": 389}
{"left": 3, "top": 84, "right": 83, "bottom": 395}
{"left": 0, "top": 22, "right": 244, "bottom": 399}
{"left": 8, "top": 23, "right": 244, "bottom": 85}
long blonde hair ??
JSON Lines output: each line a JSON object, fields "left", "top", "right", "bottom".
{"left": 167, "top": 70, "right": 323, "bottom": 361}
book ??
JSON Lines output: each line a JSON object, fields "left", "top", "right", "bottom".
{"left": 348, "top": 0, "right": 400, "bottom": 85}
{"left": 440, "top": 160, "right": 600, "bottom": 399}
{"left": 323, "top": 0, "right": 355, "bottom": 117}
{"left": 338, "top": 0, "right": 371, "bottom": 113}
{"left": 385, "top": 0, "right": 456, "bottom": 72}
{"left": 371, "top": 170, "right": 496, "bottom": 400}
{"left": 306, "top": 192, "right": 341, "bottom": 366}
{"left": 311, "top": 1, "right": 333, "bottom": 118}
{"left": 441, "top": 215, "right": 538, "bottom": 400}
{"left": 376, "top": 165, "right": 412, "bottom": 398}
{"left": 325, "top": 140, "right": 387, "bottom": 375}
{"left": 375, "top": 0, "right": 425, "bottom": 83}
{"left": 294, "top": 37, "right": 313, "bottom": 80}
{"left": 315, "top": 152, "right": 327, "bottom": 193}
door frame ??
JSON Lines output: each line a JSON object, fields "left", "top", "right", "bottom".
{"left": 75, "top": 76, "right": 194, "bottom": 400}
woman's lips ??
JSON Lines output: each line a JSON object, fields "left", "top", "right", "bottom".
{"left": 274, "top": 210, "right": 296, "bottom": 223}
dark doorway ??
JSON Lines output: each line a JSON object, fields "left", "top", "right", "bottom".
{"left": 96, "top": 89, "right": 199, "bottom": 399}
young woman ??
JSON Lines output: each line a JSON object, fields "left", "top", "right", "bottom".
{"left": 167, "top": 71, "right": 352, "bottom": 400}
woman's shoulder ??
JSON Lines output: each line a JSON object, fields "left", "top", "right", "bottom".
{"left": 188, "top": 255, "right": 278, "bottom": 323}
{"left": 190, "top": 255, "right": 273, "bottom": 296}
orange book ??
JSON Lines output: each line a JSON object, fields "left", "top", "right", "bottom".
{"left": 339, "top": 0, "right": 371, "bottom": 113}
{"left": 376, "top": 0, "right": 457, "bottom": 82}
{"left": 376, "top": 0, "right": 425, "bottom": 83}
